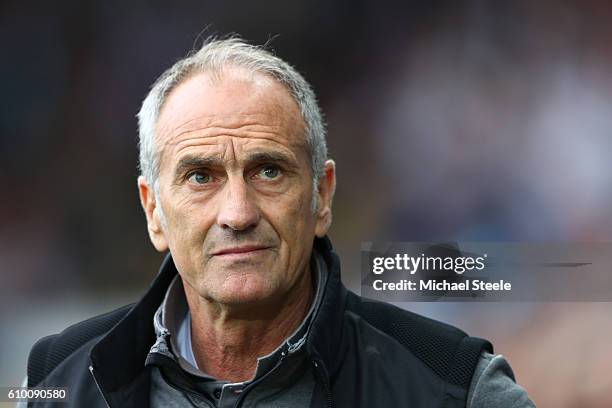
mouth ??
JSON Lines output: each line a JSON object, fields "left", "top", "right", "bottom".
{"left": 211, "top": 245, "right": 272, "bottom": 257}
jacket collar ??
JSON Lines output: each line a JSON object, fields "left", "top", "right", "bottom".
{"left": 89, "top": 253, "right": 177, "bottom": 392}
{"left": 305, "top": 236, "right": 347, "bottom": 378}
{"left": 90, "top": 236, "right": 347, "bottom": 392}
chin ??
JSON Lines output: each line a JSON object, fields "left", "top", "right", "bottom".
{"left": 208, "top": 275, "right": 277, "bottom": 306}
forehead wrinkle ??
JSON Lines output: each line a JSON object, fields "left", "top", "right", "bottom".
{"left": 167, "top": 130, "right": 302, "bottom": 159}
{"left": 167, "top": 124, "right": 286, "bottom": 147}
{"left": 162, "top": 114, "right": 306, "bottom": 159}
{"left": 160, "top": 112, "right": 287, "bottom": 137}
{"left": 158, "top": 115, "right": 304, "bottom": 156}
{"left": 172, "top": 134, "right": 301, "bottom": 165}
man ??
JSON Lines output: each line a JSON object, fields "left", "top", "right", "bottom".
{"left": 26, "top": 38, "right": 534, "bottom": 407}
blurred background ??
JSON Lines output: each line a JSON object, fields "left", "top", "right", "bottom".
{"left": 2, "top": 0, "right": 612, "bottom": 406}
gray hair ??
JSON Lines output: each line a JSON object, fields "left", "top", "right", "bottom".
{"left": 137, "top": 37, "right": 327, "bottom": 212}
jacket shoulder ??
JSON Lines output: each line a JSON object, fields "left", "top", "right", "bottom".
{"left": 27, "top": 303, "right": 134, "bottom": 387}
{"left": 345, "top": 292, "right": 492, "bottom": 390}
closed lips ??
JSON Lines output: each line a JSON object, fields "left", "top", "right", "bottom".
{"left": 212, "top": 246, "right": 270, "bottom": 256}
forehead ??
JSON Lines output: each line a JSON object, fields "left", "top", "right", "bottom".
{"left": 155, "top": 67, "right": 306, "bottom": 164}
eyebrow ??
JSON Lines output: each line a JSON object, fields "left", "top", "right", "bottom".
{"left": 245, "top": 151, "right": 296, "bottom": 168}
{"left": 173, "top": 151, "right": 298, "bottom": 180}
{"left": 173, "top": 155, "right": 224, "bottom": 180}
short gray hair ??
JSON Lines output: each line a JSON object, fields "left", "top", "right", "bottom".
{"left": 137, "top": 37, "right": 327, "bottom": 211}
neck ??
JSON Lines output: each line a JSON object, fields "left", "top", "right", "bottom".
{"left": 183, "top": 268, "right": 314, "bottom": 383}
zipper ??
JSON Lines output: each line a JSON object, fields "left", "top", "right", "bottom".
{"left": 311, "top": 359, "right": 333, "bottom": 408}
{"left": 89, "top": 364, "right": 111, "bottom": 408}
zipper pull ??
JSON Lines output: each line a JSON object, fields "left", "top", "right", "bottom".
{"left": 287, "top": 336, "right": 306, "bottom": 354}
{"left": 150, "top": 328, "right": 171, "bottom": 354}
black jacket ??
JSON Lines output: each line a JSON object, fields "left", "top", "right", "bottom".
{"left": 27, "top": 237, "right": 492, "bottom": 407}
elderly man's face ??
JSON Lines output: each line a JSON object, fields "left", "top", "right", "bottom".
{"left": 138, "top": 68, "right": 334, "bottom": 306}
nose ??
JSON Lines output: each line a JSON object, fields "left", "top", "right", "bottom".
{"left": 216, "top": 176, "right": 260, "bottom": 231}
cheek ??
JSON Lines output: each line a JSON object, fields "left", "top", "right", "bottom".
{"left": 164, "top": 196, "right": 213, "bottom": 250}
{"left": 162, "top": 200, "right": 214, "bottom": 287}
{"left": 267, "top": 186, "right": 316, "bottom": 249}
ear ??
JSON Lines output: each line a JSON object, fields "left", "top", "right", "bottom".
{"left": 137, "top": 176, "right": 169, "bottom": 252}
{"left": 314, "top": 160, "right": 336, "bottom": 238}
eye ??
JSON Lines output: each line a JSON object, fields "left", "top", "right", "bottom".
{"left": 188, "top": 172, "right": 211, "bottom": 184}
{"left": 259, "top": 165, "right": 281, "bottom": 180}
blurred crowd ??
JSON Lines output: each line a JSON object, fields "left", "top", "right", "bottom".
{"left": 2, "top": 1, "right": 612, "bottom": 406}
